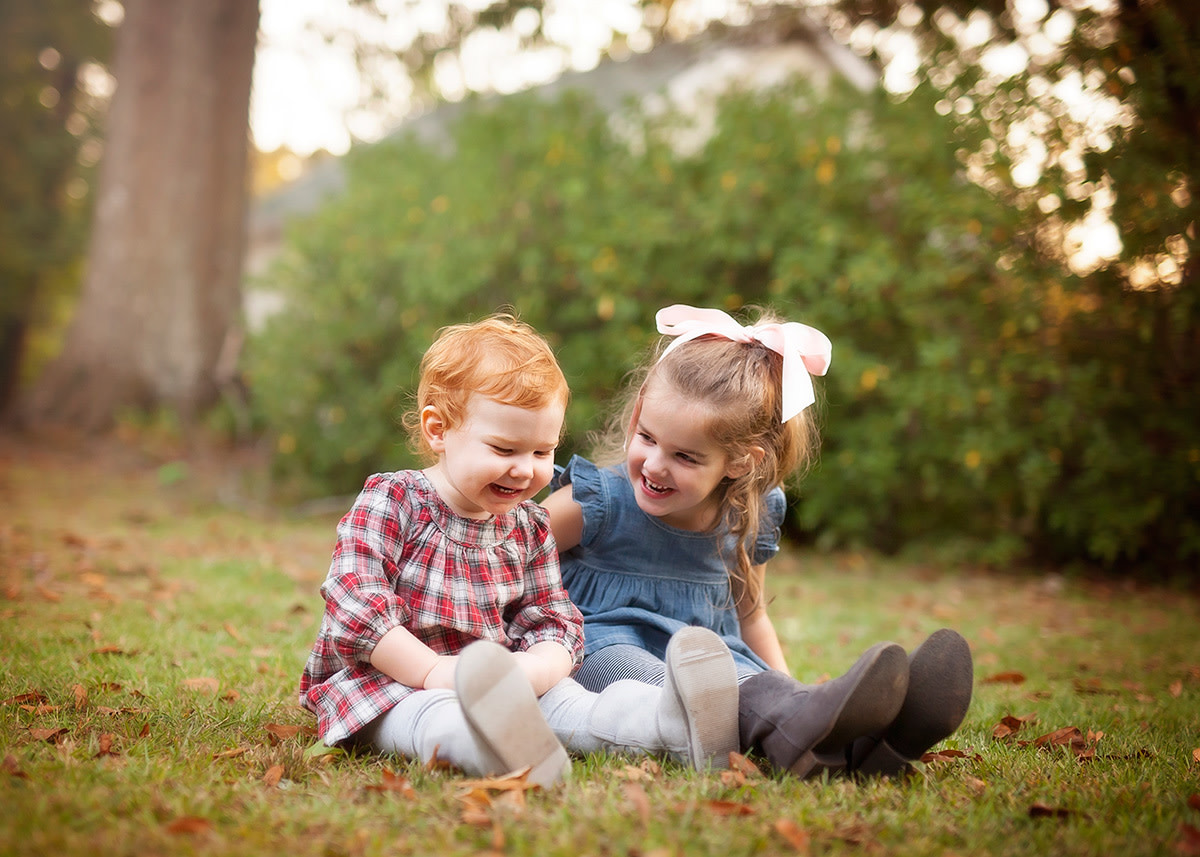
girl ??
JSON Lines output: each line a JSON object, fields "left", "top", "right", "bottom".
{"left": 299, "top": 315, "right": 741, "bottom": 788}
{"left": 542, "top": 305, "right": 974, "bottom": 778}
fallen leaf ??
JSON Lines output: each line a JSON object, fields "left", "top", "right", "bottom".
{"left": 223, "top": 622, "right": 244, "bottom": 642}
{"left": 983, "top": 671, "right": 1026, "bottom": 685}
{"left": 212, "top": 747, "right": 249, "bottom": 760}
{"left": 365, "top": 769, "right": 415, "bottom": 797}
{"left": 3, "top": 692, "right": 48, "bottom": 706}
{"left": 94, "top": 733, "right": 118, "bottom": 757}
{"left": 1194, "top": 749, "right": 1200, "bottom": 764}
{"left": 29, "top": 727, "right": 68, "bottom": 744}
{"left": 264, "top": 723, "right": 313, "bottom": 743}
{"left": 1171, "top": 680, "right": 1184, "bottom": 698}
{"left": 922, "top": 748, "right": 980, "bottom": 763}
{"left": 1029, "top": 803, "right": 1074, "bottom": 820}
{"left": 624, "top": 781, "right": 651, "bottom": 826}
{"left": 729, "top": 752, "right": 763, "bottom": 778}
{"left": 262, "top": 764, "right": 284, "bottom": 788}
{"left": 1187, "top": 794, "right": 1200, "bottom": 812}
{"left": 773, "top": 818, "right": 810, "bottom": 852}
{"left": 1033, "top": 726, "right": 1086, "bottom": 750}
{"left": 964, "top": 776, "right": 987, "bottom": 796}
{"left": 164, "top": 816, "right": 212, "bottom": 836}
{"left": 701, "top": 799, "right": 756, "bottom": 817}
{"left": 220, "top": 689, "right": 241, "bottom": 702}
{"left": 182, "top": 677, "right": 219, "bottom": 693}
{"left": 457, "top": 768, "right": 536, "bottom": 792}
{"left": 92, "top": 645, "right": 132, "bottom": 656}
{"left": 1177, "top": 823, "right": 1200, "bottom": 857}
{"left": 72, "top": 684, "right": 87, "bottom": 710}
{"left": 2, "top": 755, "right": 27, "bottom": 778}
{"left": 992, "top": 713, "right": 1036, "bottom": 740}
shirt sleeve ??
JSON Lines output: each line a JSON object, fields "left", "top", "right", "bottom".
{"left": 555, "top": 455, "right": 608, "bottom": 548}
{"left": 317, "top": 474, "right": 414, "bottom": 665}
{"left": 751, "top": 487, "right": 787, "bottom": 565}
{"left": 503, "top": 504, "right": 585, "bottom": 665}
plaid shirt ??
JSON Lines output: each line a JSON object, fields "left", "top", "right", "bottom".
{"left": 299, "top": 470, "right": 584, "bottom": 745}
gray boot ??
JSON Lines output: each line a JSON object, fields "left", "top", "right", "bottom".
{"left": 738, "top": 641, "right": 909, "bottom": 778}
{"left": 848, "top": 628, "right": 974, "bottom": 777}
{"left": 585, "top": 626, "right": 740, "bottom": 770}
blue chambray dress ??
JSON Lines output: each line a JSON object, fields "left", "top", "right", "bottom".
{"left": 553, "top": 456, "right": 786, "bottom": 674}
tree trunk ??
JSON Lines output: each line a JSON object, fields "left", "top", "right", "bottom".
{"left": 22, "top": 0, "right": 260, "bottom": 431}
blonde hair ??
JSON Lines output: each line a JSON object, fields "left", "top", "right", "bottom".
{"left": 593, "top": 307, "right": 821, "bottom": 611}
{"left": 404, "top": 315, "right": 569, "bottom": 461}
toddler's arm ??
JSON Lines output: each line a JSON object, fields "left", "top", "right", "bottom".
{"left": 541, "top": 485, "right": 584, "bottom": 552}
{"left": 369, "top": 625, "right": 458, "bottom": 690}
{"left": 511, "top": 641, "right": 574, "bottom": 696}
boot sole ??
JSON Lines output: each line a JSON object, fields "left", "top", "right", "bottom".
{"left": 665, "top": 626, "right": 740, "bottom": 770}
{"left": 455, "top": 640, "right": 571, "bottom": 788}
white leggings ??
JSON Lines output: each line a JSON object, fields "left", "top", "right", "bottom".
{"left": 351, "top": 678, "right": 627, "bottom": 776}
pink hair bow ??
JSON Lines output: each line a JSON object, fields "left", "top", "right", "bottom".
{"left": 655, "top": 304, "right": 832, "bottom": 422}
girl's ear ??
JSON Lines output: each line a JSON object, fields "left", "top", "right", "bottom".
{"left": 421, "top": 405, "right": 448, "bottom": 454}
{"left": 726, "top": 445, "right": 766, "bottom": 480}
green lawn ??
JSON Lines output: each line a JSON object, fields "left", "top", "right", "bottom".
{"left": 1, "top": 438, "right": 1198, "bottom": 856}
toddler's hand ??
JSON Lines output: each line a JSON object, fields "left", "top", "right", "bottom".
{"left": 421, "top": 655, "right": 458, "bottom": 690}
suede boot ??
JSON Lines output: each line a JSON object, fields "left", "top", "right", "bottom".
{"left": 738, "top": 641, "right": 909, "bottom": 779}
{"left": 848, "top": 628, "right": 974, "bottom": 778}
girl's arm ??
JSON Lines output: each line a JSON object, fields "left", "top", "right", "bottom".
{"left": 541, "top": 485, "right": 584, "bottom": 552}
{"left": 738, "top": 563, "right": 790, "bottom": 673}
{"left": 369, "top": 625, "right": 458, "bottom": 690}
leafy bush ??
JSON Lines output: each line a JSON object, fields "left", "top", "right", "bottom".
{"left": 247, "top": 79, "right": 1198, "bottom": 574}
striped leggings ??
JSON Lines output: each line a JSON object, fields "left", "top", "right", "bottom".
{"left": 574, "top": 643, "right": 763, "bottom": 691}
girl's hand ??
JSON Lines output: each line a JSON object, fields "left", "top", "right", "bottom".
{"left": 511, "top": 643, "right": 573, "bottom": 696}
{"left": 421, "top": 655, "right": 459, "bottom": 690}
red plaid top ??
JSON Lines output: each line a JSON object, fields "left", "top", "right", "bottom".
{"left": 299, "top": 470, "right": 584, "bottom": 745}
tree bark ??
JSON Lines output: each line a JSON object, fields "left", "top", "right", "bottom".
{"left": 22, "top": 0, "right": 260, "bottom": 431}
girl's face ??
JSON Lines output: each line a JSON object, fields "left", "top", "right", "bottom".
{"left": 625, "top": 385, "right": 744, "bottom": 532}
{"left": 423, "top": 393, "right": 563, "bottom": 519}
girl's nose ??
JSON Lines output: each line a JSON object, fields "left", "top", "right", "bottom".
{"left": 509, "top": 455, "right": 534, "bottom": 480}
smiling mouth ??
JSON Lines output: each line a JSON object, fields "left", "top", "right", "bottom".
{"left": 641, "top": 475, "right": 673, "bottom": 496}
{"left": 490, "top": 484, "right": 522, "bottom": 498}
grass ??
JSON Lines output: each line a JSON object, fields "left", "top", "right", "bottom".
{"left": 1, "top": 434, "right": 1198, "bottom": 856}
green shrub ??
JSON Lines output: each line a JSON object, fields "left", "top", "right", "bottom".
{"left": 247, "top": 80, "right": 1199, "bottom": 574}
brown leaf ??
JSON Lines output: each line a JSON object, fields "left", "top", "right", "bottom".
{"left": 365, "top": 769, "right": 416, "bottom": 797}
{"left": 72, "top": 684, "right": 87, "bottom": 710}
{"left": 35, "top": 586, "right": 61, "bottom": 603}
{"left": 1177, "top": 823, "right": 1200, "bottom": 857}
{"left": 213, "top": 746, "right": 249, "bottom": 760}
{"left": 165, "top": 816, "right": 212, "bottom": 836}
{"left": 1193, "top": 749, "right": 1200, "bottom": 764}
{"left": 94, "top": 733, "right": 118, "bottom": 757}
{"left": 264, "top": 723, "right": 313, "bottom": 743}
{"left": 983, "top": 671, "right": 1026, "bottom": 685}
{"left": 92, "top": 644, "right": 132, "bottom": 656}
{"left": 262, "top": 764, "right": 284, "bottom": 788}
{"left": 728, "top": 751, "right": 763, "bottom": 778}
{"left": 963, "top": 776, "right": 987, "bottom": 796}
{"left": 223, "top": 622, "right": 244, "bottom": 642}
{"left": 624, "top": 781, "right": 651, "bottom": 826}
{"left": 773, "top": 819, "right": 810, "bottom": 852}
{"left": 1189, "top": 794, "right": 1200, "bottom": 812}
{"left": 2, "top": 692, "right": 48, "bottom": 706}
{"left": 702, "top": 799, "right": 756, "bottom": 817}
{"left": 29, "top": 727, "right": 68, "bottom": 744}
{"left": 1170, "top": 680, "right": 1184, "bottom": 698}
{"left": 2, "top": 755, "right": 27, "bottom": 779}
{"left": 457, "top": 768, "right": 537, "bottom": 792}
{"left": 182, "top": 677, "right": 219, "bottom": 693}
{"left": 1033, "top": 726, "right": 1086, "bottom": 750}
{"left": 1029, "top": 803, "right": 1074, "bottom": 820}
{"left": 992, "top": 713, "right": 1036, "bottom": 740}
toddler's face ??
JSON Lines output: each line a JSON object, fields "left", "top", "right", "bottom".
{"left": 426, "top": 393, "right": 564, "bottom": 519}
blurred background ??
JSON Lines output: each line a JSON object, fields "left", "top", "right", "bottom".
{"left": 1, "top": 0, "right": 1196, "bottom": 575}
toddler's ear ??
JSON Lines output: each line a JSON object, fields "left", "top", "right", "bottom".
{"left": 726, "top": 445, "right": 766, "bottom": 480}
{"left": 421, "top": 406, "right": 448, "bottom": 454}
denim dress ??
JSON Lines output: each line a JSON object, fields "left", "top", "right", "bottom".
{"left": 554, "top": 456, "right": 786, "bottom": 673}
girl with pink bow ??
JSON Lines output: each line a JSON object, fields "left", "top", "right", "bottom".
{"left": 543, "top": 304, "right": 974, "bottom": 777}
